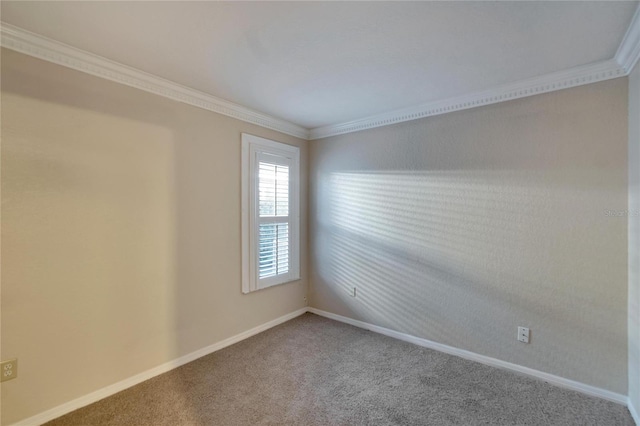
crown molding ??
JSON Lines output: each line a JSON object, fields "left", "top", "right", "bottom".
{"left": 0, "top": 23, "right": 310, "bottom": 140}
{"left": 1, "top": 18, "right": 636, "bottom": 142}
{"left": 615, "top": 3, "right": 640, "bottom": 74}
{"left": 308, "top": 59, "right": 625, "bottom": 140}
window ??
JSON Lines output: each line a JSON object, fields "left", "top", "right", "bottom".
{"left": 241, "top": 133, "right": 300, "bottom": 293}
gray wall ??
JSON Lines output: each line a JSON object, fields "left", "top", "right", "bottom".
{"left": 629, "top": 61, "right": 640, "bottom": 415}
{"left": 309, "top": 78, "right": 628, "bottom": 393}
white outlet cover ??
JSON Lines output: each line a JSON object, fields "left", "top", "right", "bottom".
{"left": 0, "top": 359, "right": 18, "bottom": 382}
{"left": 518, "top": 327, "right": 530, "bottom": 343}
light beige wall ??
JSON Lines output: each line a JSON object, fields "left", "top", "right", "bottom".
{"left": 309, "top": 78, "right": 628, "bottom": 393}
{"left": 0, "top": 49, "right": 308, "bottom": 425}
{"left": 629, "top": 62, "right": 640, "bottom": 416}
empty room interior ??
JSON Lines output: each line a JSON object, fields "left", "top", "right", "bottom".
{"left": 2, "top": 1, "right": 640, "bottom": 425}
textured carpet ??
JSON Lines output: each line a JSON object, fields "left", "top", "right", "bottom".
{"left": 45, "top": 313, "right": 634, "bottom": 426}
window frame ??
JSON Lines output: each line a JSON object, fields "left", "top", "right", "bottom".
{"left": 241, "top": 133, "right": 300, "bottom": 294}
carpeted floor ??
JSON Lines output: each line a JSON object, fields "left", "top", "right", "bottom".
{"left": 45, "top": 313, "right": 634, "bottom": 426}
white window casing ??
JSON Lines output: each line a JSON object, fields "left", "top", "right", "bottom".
{"left": 241, "top": 133, "right": 300, "bottom": 293}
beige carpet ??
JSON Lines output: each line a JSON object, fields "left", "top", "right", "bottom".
{"left": 45, "top": 313, "right": 633, "bottom": 425}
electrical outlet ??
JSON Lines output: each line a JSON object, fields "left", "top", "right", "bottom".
{"left": 350, "top": 287, "right": 357, "bottom": 297}
{"left": 517, "top": 327, "right": 530, "bottom": 343}
{"left": 1, "top": 359, "right": 18, "bottom": 382}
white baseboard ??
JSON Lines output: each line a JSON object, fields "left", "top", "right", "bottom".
{"left": 11, "top": 307, "right": 308, "bottom": 426}
{"left": 629, "top": 398, "right": 640, "bottom": 426}
{"left": 307, "top": 307, "right": 628, "bottom": 406}
{"left": 10, "top": 306, "right": 632, "bottom": 426}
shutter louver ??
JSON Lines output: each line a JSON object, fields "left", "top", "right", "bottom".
{"left": 258, "top": 158, "right": 291, "bottom": 281}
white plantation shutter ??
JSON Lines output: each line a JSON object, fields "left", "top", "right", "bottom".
{"left": 257, "top": 153, "right": 291, "bottom": 282}
{"left": 242, "top": 134, "right": 300, "bottom": 293}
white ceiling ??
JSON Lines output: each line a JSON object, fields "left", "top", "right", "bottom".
{"left": 1, "top": 1, "right": 638, "bottom": 129}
